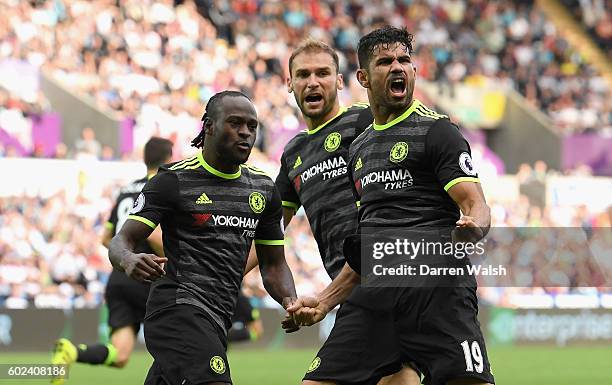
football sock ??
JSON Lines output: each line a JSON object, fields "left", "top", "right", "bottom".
{"left": 76, "top": 343, "right": 118, "bottom": 366}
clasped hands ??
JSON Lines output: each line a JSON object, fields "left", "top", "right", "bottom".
{"left": 281, "top": 297, "right": 331, "bottom": 333}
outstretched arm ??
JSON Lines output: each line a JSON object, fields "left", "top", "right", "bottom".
{"left": 286, "top": 263, "right": 360, "bottom": 327}
{"left": 315, "top": 263, "right": 360, "bottom": 310}
{"left": 255, "top": 243, "right": 297, "bottom": 308}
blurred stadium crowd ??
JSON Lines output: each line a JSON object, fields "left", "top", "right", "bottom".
{"left": 562, "top": 0, "right": 611, "bottom": 59}
{"left": 0, "top": 0, "right": 610, "bottom": 309}
{"left": 0, "top": 0, "right": 610, "bottom": 160}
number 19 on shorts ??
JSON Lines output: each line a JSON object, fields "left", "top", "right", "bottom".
{"left": 460, "top": 340, "right": 484, "bottom": 373}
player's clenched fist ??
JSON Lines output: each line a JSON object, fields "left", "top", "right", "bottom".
{"left": 280, "top": 296, "right": 300, "bottom": 333}
{"left": 120, "top": 253, "right": 167, "bottom": 283}
{"left": 452, "top": 215, "right": 485, "bottom": 243}
{"left": 285, "top": 297, "right": 331, "bottom": 327}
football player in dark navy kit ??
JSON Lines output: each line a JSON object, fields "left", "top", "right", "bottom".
{"left": 291, "top": 27, "right": 495, "bottom": 385}
{"left": 109, "top": 91, "right": 299, "bottom": 385}
{"left": 50, "top": 137, "right": 173, "bottom": 385}
{"left": 267, "top": 39, "right": 420, "bottom": 385}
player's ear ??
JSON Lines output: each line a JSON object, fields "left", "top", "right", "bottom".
{"left": 203, "top": 116, "right": 214, "bottom": 136}
{"left": 336, "top": 72, "right": 344, "bottom": 91}
{"left": 286, "top": 76, "right": 293, "bottom": 93}
{"left": 356, "top": 69, "right": 369, "bottom": 89}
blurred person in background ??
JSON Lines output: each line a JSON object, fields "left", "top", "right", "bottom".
{"left": 74, "top": 127, "right": 102, "bottom": 159}
{"left": 227, "top": 291, "right": 263, "bottom": 344}
{"left": 51, "top": 137, "right": 173, "bottom": 384}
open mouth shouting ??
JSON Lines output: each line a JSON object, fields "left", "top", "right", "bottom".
{"left": 303, "top": 92, "right": 324, "bottom": 108}
{"left": 388, "top": 77, "right": 407, "bottom": 99}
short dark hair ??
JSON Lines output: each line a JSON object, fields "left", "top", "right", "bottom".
{"left": 289, "top": 38, "right": 339, "bottom": 75}
{"left": 357, "top": 26, "right": 414, "bottom": 69}
{"left": 191, "top": 90, "right": 251, "bottom": 148}
{"left": 144, "top": 137, "right": 173, "bottom": 169}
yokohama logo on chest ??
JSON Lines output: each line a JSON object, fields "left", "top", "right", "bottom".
{"left": 192, "top": 213, "right": 259, "bottom": 229}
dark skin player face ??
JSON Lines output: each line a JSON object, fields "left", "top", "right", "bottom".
{"left": 357, "top": 42, "right": 416, "bottom": 125}
{"left": 203, "top": 96, "right": 258, "bottom": 173}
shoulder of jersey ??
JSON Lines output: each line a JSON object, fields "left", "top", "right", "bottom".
{"left": 282, "top": 129, "right": 309, "bottom": 156}
{"left": 134, "top": 176, "right": 149, "bottom": 186}
{"left": 240, "top": 163, "right": 273, "bottom": 181}
{"left": 240, "top": 164, "right": 276, "bottom": 193}
{"left": 118, "top": 176, "right": 148, "bottom": 195}
{"left": 350, "top": 125, "right": 371, "bottom": 149}
{"left": 346, "top": 102, "right": 370, "bottom": 113}
{"left": 165, "top": 155, "right": 201, "bottom": 172}
{"left": 413, "top": 102, "right": 448, "bottom": 122}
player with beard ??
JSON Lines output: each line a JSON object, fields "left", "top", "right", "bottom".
{"left": 290, "top": 27, "right": 495, "bottom": 385}
{"left": 247, "top": 39, "right": 420, "bottom": 385}
{"left": 109, "top": 91, "right": 299, "bottom": 385}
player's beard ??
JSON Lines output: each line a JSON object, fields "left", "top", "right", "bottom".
{"left": 211, "top": 137, "right": 253, "bottom": 167}
{"left": 230, "top": 145, "right": 252, "bottom": 165}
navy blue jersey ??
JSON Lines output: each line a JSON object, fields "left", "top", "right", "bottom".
{"left": 348, "top": 100, "right": 480, "bottom": 228}
{"left": 129, "top": 151, "right": 283, "bottom": 332}
{"left": 276, "top": 104, "right": 373, "bottom": 278}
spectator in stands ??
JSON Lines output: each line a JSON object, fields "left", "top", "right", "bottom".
{"left": 74, "top": 127, "right": 101, "bottom": 159}
{"left": 54, "top": 142, "right": 68, "bottom": 159}
{"left": 0, "top": 0, "right": 610, "bottom": 159}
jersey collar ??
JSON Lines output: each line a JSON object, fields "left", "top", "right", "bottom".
{"left": 197, "top": 151, "right": 241, "bottom": 179}
{"left": 373, "top": 99, "right": 421, "bottom": 131}
{"left": 307, "top": 106, "right": 348, "bottom": 135}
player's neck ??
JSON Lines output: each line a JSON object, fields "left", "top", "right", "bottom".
{"left": 304, "top": 103, "right": 341, "bottom": 132}
{"left": 372, "top": 98, "right": 414, "bottom": 126}
{"left": 146, "top": 169, "right": 157, "bottom": 179}
{"left": 202, "top": 149, "right": 239, "bottom": 174}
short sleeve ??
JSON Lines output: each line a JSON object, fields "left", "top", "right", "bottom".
{"left": 275, "top": 154, "right": 301, "bottom": 212}
{"left": 127, "top": 171, "right": 178, "bottom": 229}
{"left": 254, "top": 186, "right": 284, "bottom": 245}
{"left": 426, "top": 119, "right": 480, "bottom": 192}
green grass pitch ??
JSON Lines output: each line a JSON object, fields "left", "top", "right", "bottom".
{"left": 0, "top": 346, "right": 610, "bottom": 384}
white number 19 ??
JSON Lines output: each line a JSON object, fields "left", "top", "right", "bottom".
{"left": 460, "top": 340, "right": 483, "bottom": 373}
